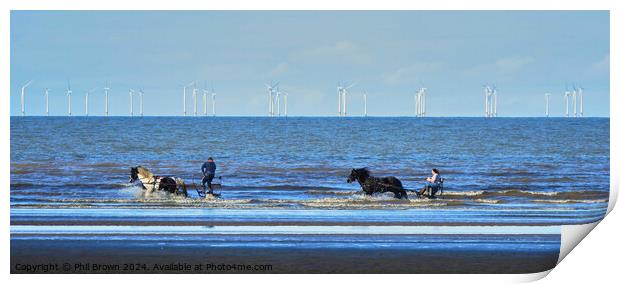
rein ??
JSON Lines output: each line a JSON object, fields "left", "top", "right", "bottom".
{"left": 135, "top": 174, "right": 223, "bottom": 197}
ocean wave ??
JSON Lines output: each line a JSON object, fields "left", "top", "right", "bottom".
{"left": 10, "top": 181, "right": 610, "bottom": 210}
{"left": 307, "top": 190, "right": 366, "bottom": 196}
{"left": 521, "top": 190, "right": 561, "bottom": 196}
{"left": 532, "top": 199, "right": 608, "bottom": 204}
{"left": 498, "top": 190, "right": 560, "bottom": 196}
{"left": 441, "top": 190, "right": 485, "bottom": 196}
{"left": 10, "top": 182, "right": 36, "bottom": 189}
{"left": 241, "top": 185, "right": 343, "bottom": 191}
{"left": 473, "top": 199, "right": 501, "bottom": 204}
{"left": 496, "top": 189, "right": 608, "bottom": 199}
{"left": 11, "top": 182, "right": 131, "bottom": 190}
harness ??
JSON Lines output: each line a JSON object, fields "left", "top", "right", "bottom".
{"left": 136, "top": 173, "right": 223, "bottom": 198}
{"left": 152, "top": 176, "right": 164, "bottom": 191}
{"left": 141, "top": 176, "right": 178, "bottom": 192}
{"left": 365, "top": 177, "right": 446, "bottom": 197}
{"left": 362, "top": 177, "right": 401, "bottom": 193}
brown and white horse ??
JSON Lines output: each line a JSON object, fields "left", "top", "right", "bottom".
{"left": 129, "top": 166, "right": 187, "bottom": 197}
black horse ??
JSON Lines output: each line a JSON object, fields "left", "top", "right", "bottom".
{"left": 347, "top": 168, "right": 408, "bottom": 199}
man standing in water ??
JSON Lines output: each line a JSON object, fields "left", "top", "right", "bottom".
{"left": 201, "top": 157, "right": 217, "bottom": 195}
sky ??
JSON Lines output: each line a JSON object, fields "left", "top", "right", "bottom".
{"left": 10, "top": 11, "right": 610, "bottom": 117}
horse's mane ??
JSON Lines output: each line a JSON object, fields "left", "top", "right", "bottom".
{"left": 136, "top": 166, "right": 153, "bottom": 179}
{"left": 356, "top": 167, "right": 371, "bottom": 178}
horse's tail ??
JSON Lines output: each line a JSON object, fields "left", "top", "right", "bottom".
{"left": 175, "top": 177, "right": 188, "bottom": 197}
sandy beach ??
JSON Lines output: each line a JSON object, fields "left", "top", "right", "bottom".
{"left": 11, "top": 238, "right": 559, "bottom": 274}
{"left": 11, "top": 207, "right": 561, "bottom": 274}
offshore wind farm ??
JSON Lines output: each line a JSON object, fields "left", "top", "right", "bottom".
{"left": 14, "top": 79, "right": 591, "bottom": 118}
{"left": 11, "top": 11, "right": 609, "bottom": 118}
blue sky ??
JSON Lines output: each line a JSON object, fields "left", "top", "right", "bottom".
{"left": 10, "top": 11, "right": 609, "bottom": 116}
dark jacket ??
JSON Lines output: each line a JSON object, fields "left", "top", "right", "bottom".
{"left": 202, "top": 161, "right": 216, "bottom": 175}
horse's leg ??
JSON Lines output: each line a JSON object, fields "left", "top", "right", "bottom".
{"left": 159, "top": 178, "right": 175, "bottom": 195}
{"left": 173, "top": 178, "right": 187, "bottom": 197}
{"left": 361, "top": 184, "right": 372, "bottom": 196}
{"left": 399, "top": 189, "right": 408, "bottom": 200}
{"left": 180, "top": 181, "right": 187, "bottom": 197}
{"left": 169, "top": 180, "right": 178, "bottom": 195}
{"left": 419, "top": 185, "right": 428, "bottom": 196}
{"left": 392, "top": 189, "right": 402, "bottom": 199}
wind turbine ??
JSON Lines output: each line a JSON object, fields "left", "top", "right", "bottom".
{"left": 363, "top": 91, "right": 367, "bottom": 117}
{"left": 339, "top": 82, "right": 356, "bottom": 117}
{"left": 276, "top": 89, "right": 289, "bottom": 117}
{"left": 104, "top": 82, "right": 110, "bottom": 116}
{"left": 484, "top": 85, "right": 489, "bottom": 117}
{"left": 416, "top": 88, "right": 428, "bottom": 117}
{"left": 211, "top": 87, "right": 217, "bottom": 117}
{"left": 264, "top": 82, "right": 279, "bottom": 116}
{"left": 421, "top": 90, "right": 425, "bottom": 117}
{"left": 423, "top": 89, "right": 427, "bottom": 117}
{"left": 564, "top": 90, "right": 570, "bottom": 118}
{"left": 276, "top": 88, "right": 282, "bottom": 116}
{"left": 337, "top": 83, "right": 343, "bottom": 116}
{"left": 544, "top": 93, "right": 549, "bottom": 117}
{"left": 84, "top": 88, "right": 96, "bottom": 116}
{"left": 269, "top": 86, "right": 273, "bottom": 116}
{"left": 139, "top": 89, "right": 144, "bottom": 116}
{"left": 129, "top": 89, "right": 135, "bottom": 117}
{"left": 20, "top": 80, "right": 33, "bottom": 116}
{"left": 492, "top": 86, "right": 497, "bottom": 117}
{"left": 572, "top": 87, "right": 578, "bottom": 117}
{"left": 192, "top": 83, "right": 198, "bottom": 116}
{"left": 578, "top": 87, "right": 584, "bottom": 117}
{"left": 182, "top": 81, "right": 195, "bottom": 116}
{"left": 66, "top": 80, "right": 73, "bottom": 116}
{"left": 415, "top": 91, "right": 420, "bottom": 117}
{"left": 483, "top": 85, "right": 496, "bottom": 117}
{"left": 283, "top": 91, "right": 288, "bottom": 116}
{"left": 203, "top": 87, "right": 209, "bottom": 116}
{"left": 44, "top": 88, "right": 50, "bottom": 116}
{"left": 265, "top": 82, "right": 280, "bottom": 116}
{"left": 182, "top": 85, "right": 187, "bottom": 116}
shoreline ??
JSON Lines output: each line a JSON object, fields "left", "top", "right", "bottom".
{"left": 10, "top": 207, "right": 608, "bottom": 227}
{"left": 9, "top": 220, "right": 597, "bottom": 226}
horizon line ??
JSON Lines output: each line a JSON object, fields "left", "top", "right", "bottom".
{"left": 9, "top": 115, "right": 611, "bottom": 118}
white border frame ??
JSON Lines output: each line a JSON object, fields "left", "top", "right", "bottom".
{"left": 2, "top": 1, "right": 617, "bottom": 283}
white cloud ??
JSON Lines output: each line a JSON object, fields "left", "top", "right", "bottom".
{"left": 494, "top": 56, "right": 535, "bottom": 73}
{"left": 268, "top": 62, "right": 289, "bottom": 77}
{"left": 589, "top": 54, "right": 609, "bottom": 73}
{"left": 276, "top": 85, "right": 331, "bottom": 115}
{"left": 299, "top": 40, "right": 370, "bottom": 64}
{"left": 465, "top": 56, "right": 535, "bottom": 76}
{"left": 306, "top": 40, "right": 356, "bottom": 55}
{"left": 383, "top": 62, "right": 445, "bottom": 85}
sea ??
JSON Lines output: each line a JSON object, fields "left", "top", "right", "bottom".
{"left": 10, "top": 117, "right": 610, "bottom": 273}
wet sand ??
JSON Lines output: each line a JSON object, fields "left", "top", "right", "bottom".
{"left": 11, "top": 238, "right": 558, "bottom": 274}
{"left": 10, "top": 208, "right": 562, "bottom": 274}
